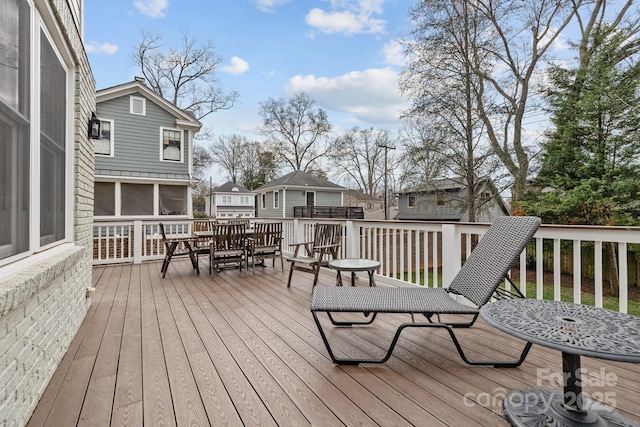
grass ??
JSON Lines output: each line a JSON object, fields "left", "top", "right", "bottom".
{"left": 398, "top": 271, "right": 640, "bottom": 317}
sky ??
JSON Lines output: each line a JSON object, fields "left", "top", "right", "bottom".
{"left": 85, "top": 0, "right": 414, "bottom": 143}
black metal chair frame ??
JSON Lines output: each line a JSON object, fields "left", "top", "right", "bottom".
{"left": 310, "top": 216, "right": 541, "bottom": 366}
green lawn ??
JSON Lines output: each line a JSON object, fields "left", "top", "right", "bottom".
{"left": 398, "top": 271, "right": 640, "bottom": 316}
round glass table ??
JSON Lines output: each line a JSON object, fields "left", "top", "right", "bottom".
{"left": 328, "top": 258, "right": 380, "bottom": 287}
{"left": 481, "top": 299, "right": 640, "bottom": 426}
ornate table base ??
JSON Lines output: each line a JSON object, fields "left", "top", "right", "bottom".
{"left": 504, "top": 387, "right": 636, "bottom": 427}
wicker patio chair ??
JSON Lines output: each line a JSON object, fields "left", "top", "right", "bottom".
{"left": 311, "top": 216, "right": 541, "bottom": 366}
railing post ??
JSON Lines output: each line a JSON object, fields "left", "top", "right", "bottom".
{"left": 133, "top": 220, "right": 143, "bottom": 264}
{"left": 441, "top": 224, "right": 460, "bottom": 288}
{"left": 345, "top": 220, "right": 359, "bottom": 258}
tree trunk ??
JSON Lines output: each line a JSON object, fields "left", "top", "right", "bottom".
{"left": 606, "top": 242, "right": 619, "bottom": 297}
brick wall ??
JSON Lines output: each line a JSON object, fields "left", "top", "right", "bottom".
{"left": 0, "top": 0, "right": 95, "bottom": 425}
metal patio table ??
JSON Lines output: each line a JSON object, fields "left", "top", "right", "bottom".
{"left": 481, "top": 299, "right": 640, "bottom": 426}
{"left": 328, "top": 258, "right": 380, "bottom": 287}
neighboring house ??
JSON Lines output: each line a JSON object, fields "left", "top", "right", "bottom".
{"left": 0, "top": 1, "right": 95, "bottom": 425}
{"left": 205, "top": 181, "right": 256, "bottom": 219}
{"left": 343, "top": 189, "right": 384, "bottom": 211}
{"left": 254, "top": 170, "right": 346, "bottom": 218}
{"left": 93, "top": 79, "right": 201, "bottom": 219}
{"left": 396, "top": 177, "right": 510, "bottom": 222}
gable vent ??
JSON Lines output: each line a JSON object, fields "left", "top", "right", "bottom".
{"left": 130, "top": 96, "right": 146, "bottom": 115}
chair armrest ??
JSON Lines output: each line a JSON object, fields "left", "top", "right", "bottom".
{"left": 289, "top": 241, "right": 313, "bottom": 257}
{"left": 289, "top": 241, "right": 313, "bottom": 248}
{"left": 313, "top": 243, "right": 341, "bottom": 250}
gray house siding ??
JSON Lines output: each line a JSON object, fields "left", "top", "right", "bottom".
{"left": 398, "top": 193, "right": 465, "bottom": 221}
{"left": 284, "top": 190, "right": 306, "bottom": 218}
{"left": 259, "top": 190, "right": 282, "bottom": 218}
{"left": 316, "top": 192, "right": 341, "bottom": 206}
{"left": 397, "top": 186, "right": 508, "bottom": 222}
{"left": 257, "top": 189, "right": 343, "bottom": 218}
{"left": 95, "top": 95, "right": 190, "bottom": 178}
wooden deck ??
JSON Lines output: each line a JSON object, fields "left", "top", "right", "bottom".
{"left": 27, "top": 259, "right": 640, "bottom": 426}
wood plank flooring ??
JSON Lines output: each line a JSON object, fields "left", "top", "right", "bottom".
{"left": 27, "top": 259, "right": 640, "bottom": 426}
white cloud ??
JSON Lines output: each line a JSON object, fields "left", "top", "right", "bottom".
{"left": 381, "top": 39, "right": 406, "bottom": 67}
{"left": 86, "top": 42, "right": 119, "bottom": 55}
{"left": 220, "top": 56, "right": 250, "bottom": 75}
{"left": 134, "top": 0, "right": 168, "bottom": 18}
{"left": 286, "top": 67, "right": 407, "bottom": 125}
{"left": 305, "top": 0, "right": 385, "bottom": 35}
{"left": 255, "top": 0, "right": 292, "bottom": 13}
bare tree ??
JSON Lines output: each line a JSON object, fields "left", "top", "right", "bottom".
{"left": 210, "top": 134, "right": 247, "bottom": 183}
{"left": 131, "top": 29, "right": 239, "bottom": 122}
{"left": 258, "top": 92, "right": 332, "bottom": 172}
{"left": 329, "top": 127, "right": 393, "bottom": 198}
{"left": 239, "top": 141, "right": 278, "bottom": 190}
{"left": 402, "top": 0, "right": 581, "bottom": 200}
{"left": 397, "top": 119, "right": 446, "bottom": 190}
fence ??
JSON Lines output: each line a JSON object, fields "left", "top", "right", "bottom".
{"left": 93, "top": 218, "right": 640, "bottom": 313}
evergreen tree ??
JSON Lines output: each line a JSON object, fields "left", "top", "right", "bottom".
{"left": 527, "top": 24, "right": 640, "bottom": 226}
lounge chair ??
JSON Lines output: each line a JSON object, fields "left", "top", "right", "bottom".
{"left": 310, "top": 215, "right": 541, "bottom": 366}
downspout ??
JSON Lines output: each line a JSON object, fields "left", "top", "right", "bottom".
{"left": 282, "top": 186, "right": 287, "bottom": 218}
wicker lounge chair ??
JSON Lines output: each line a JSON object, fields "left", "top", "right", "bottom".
{"left": 311, "top": 215, "right": 541, "bottom": 366}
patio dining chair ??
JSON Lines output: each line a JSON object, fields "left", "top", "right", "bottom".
{"left": 209, "top": 222, "right": 248, "bottom": 275}
{"left": 310, "top": 215, "right": 541, "bottom": 366}
{"left": 246, "top": 222, "right": 284, "bottom": 274}
{"left": 158, "top": 223, "right": 198, "bottom": 278}
{"left": 287, "top": 223, "right": 342, "bottom": 289}
{"left": 192, "top": 220, "right": 214, "bottom": 272}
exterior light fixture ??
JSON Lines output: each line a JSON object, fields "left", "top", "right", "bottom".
{"left": 88, "top": 112, "right": 101, "bottom": 139}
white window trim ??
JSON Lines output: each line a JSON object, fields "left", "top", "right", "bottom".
{"left": 39, "top": 17, "right": 74, "bottom": 251}
{"left": 261, "top": 193, "right": 266, "bottom": 209}
{"left": 273, "top": 190, "right": 279, "bottom": 209}
{"left": 159, "top": 127, "right": 184, "bottom": 163}
{"left": 1, "top": 6, "right": 74, "bottom": 268}
{"left": 130, "top": 96, "right": 146, "bottom": 115}
{"left": 305, "top": 191, "right": 316, "bottom": 205}
{"left": 94, "top": 118, "right": 114, "bottom": 157}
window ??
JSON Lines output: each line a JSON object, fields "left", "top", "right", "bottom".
{"left": 159, "top": 185, "right": 186, "bottom": 215}
{"left": 436, "top": 191, "right": 447, "bottom": 207}
{"left": 130, "top": 96, "right": 146, "bottom": 115}
{"left": 121, "top": 184, "right": 153, "bottom": 215}
{"left": 94, "top": 182, "right": 115, "bottom": 216}
{"left": 161, "top": 128, "right": 182, "bottom": 162}
{"left": 240, "top": 196, "right": 250, "bottom": 205}
{"left": 273, "top": 191, "right": 279, "bottom": 209}
{"left": 408, "top": 194, "right": 416, "bottom": 207}
{"left": 261, "top": 193, "right": 266, "bottom": 209}
{"left": 1, "top": 1, "right": 71, "bottom": 263}
{"left": 480, "top": 192, "right": 491, "bottom": 204}
{"left": 221, "top": 195, "right": 232, "bottom": 205}
{"left": 94, "top": 119, "right": 113, "bottom": 156}
{"left": 0, "top": 0, "right": 29, "bottom": 261}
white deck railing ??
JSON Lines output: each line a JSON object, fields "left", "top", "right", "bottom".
{"left": 92, "top": 218, "right": 640, "bottom": 313}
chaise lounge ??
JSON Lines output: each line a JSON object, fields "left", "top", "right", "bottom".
{"left": 310, "top": 215, "right": 541, "bottom": 366}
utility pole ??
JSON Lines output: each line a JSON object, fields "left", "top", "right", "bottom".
{"left": 378, "top": 143, "right": 395, "bottom": 220}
